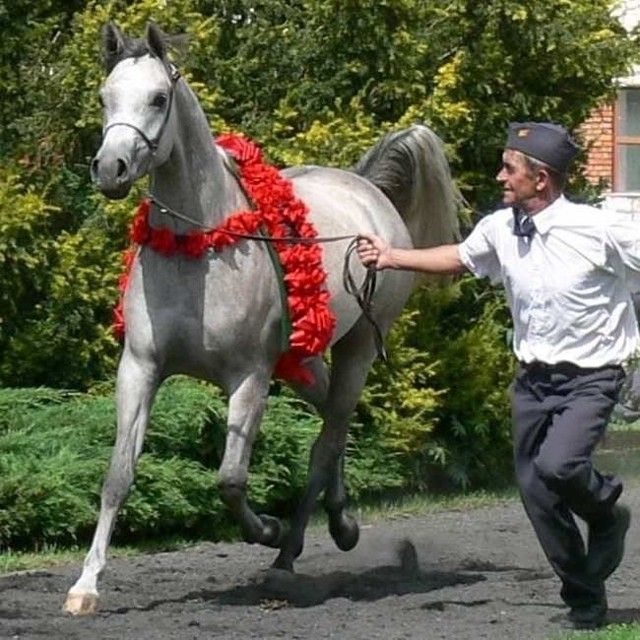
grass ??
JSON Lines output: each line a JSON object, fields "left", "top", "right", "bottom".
{"left": 553, "top": 624, "right": 640, "bottom": 640}
{"left": 0, "top": 536, "right": 196, "bottom": 575}
{"left": 354, "top": 486, "right": 518, "bottom": 522}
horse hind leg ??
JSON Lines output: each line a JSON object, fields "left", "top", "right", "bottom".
{"left": 64, "top": 349, "right": 159, "bottom": 615}
{"left": 273, "top": 317, "right": 381, "bottom": 570}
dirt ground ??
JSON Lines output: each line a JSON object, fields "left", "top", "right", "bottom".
{"left": 2, "top": 483, "right": 640, "bottom": 640}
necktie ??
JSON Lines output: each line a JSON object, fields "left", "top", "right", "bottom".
{"left": 512, "top": 208, "right": 536, "bottom": 239}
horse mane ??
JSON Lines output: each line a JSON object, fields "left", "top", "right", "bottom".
{"left": 353, "top": 124, "right": 462, "bottom": 248}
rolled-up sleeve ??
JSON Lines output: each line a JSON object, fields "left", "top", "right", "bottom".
{"left": 458, "top": 214, "right": 503, "bottom": 284}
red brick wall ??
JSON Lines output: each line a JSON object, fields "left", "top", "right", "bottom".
{"left": 580, "top": 105, "right": 614, "bottom": 188}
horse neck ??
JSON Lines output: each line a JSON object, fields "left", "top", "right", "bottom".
{"left": 150, "top": 83, "right": 248, "bottom": 233}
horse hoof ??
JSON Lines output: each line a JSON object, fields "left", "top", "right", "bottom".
{"left": 259, "top": 514, "right": 287, "bottom": 549}
{"left": 329, "top": 513, "right": 359, "bottom": 551}
{"left": 63, "top": 590, "right": 100, "bottom": 616}
{"left": 271, "top": 552, "right": 294, "bottom": 572}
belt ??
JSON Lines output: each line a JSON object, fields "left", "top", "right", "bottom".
{"left": 519, "top": 361, "right": 623, "bottom": 376}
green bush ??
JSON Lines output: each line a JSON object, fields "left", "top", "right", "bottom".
{"left": 356, "top": 277, "right": 515, "bottom": 493}
{"left": 407, "top": 278, "right": 516, "bottom": 490}
{"left": 0, "top": 379, "right": 225, "bottom": 549}
{"left": 0, "top": 377, "right": 419, "bottom": 551}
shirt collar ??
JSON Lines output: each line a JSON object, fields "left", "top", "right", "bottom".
{"left": 528, "top": 195, "right": 566, "bottom": 235}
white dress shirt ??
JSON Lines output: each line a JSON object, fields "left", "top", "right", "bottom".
{"left": 458, "top": 196, "right": 640, "bottom": 367}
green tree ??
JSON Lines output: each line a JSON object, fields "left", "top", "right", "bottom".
{"left": 0, "top": 0, "right": 637, "bottom": 485}
{"left": 0, "top": 0, "right": 90, "bottom": 157}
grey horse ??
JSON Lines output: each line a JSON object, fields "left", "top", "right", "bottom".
{"left": 64, "top": 21, "right": 460, "bottom": 614}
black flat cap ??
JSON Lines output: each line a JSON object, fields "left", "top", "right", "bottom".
{"left": 506, "top": 122, "right": 579, "bottom": 173}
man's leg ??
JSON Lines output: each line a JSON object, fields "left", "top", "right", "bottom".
{"left": 511, "top": 366, "right": 606, "bottom": 619}
{"left": 532, "top": 366, "right": 630, "bottom": 586}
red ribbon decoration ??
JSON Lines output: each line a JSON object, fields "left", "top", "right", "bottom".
{"left": 114, "top": 134, "right": 336, "bottom": 385}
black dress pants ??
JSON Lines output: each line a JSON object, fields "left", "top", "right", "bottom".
{"left": 511, "top": 361, "right": 625, "bottom": 607}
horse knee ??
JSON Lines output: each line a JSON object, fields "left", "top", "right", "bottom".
{"left": 101, "top": 466, "right": 136, "bottom": 509}
{"left": 218, "top": 480, "right": 246, "bottom": 509}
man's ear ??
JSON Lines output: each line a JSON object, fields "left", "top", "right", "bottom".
{"left": 535, "top": 168, "right": 551, "bottom": 191}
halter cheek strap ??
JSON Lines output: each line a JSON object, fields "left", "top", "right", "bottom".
{"left": 102, "top": 64, "right": 181, "bottom": 155}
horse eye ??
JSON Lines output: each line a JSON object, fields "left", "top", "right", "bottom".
{"left": 151, "top": 94, "right": 168, "bottom": 109}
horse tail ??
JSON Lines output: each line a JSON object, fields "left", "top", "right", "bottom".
{"left": 353, "top": 124, "right": 462, "bottom": 248}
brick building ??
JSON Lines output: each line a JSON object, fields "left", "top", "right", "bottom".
{"left": 582, "top": 0, "right": 640, "bottom": 212}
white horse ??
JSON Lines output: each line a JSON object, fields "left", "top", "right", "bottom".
{"left": 64, "top": 21, "right": 460, "bottom": 614}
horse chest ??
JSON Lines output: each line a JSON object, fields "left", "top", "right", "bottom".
{"left": 126, "top": 253, "right": 278, "bottom": 367}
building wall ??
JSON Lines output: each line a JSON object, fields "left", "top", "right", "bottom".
{"left": 581, "top": 105, "right": 614, "bottom": 188}
{"left": 581, "top": 0, "right": 640, "bottom": 208}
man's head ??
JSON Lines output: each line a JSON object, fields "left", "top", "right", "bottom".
{"left": 506, "top": 122, "right": 579, "bottom": 174}
{"left": 497, "top": 121, "right": 579, "bottom": 212}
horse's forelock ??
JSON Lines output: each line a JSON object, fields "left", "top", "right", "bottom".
{"left": 105, "top": 32, "right": 187, "bottom": 75}
{"left": 122, "top": 38, "right": 153, "bottom": 60}
{"left": 103, "top": 32, "right": 148, "bottom": 73}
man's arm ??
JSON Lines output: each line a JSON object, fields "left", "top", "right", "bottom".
{"left": 357, "top": 233, "right": 469, "bottom": 275}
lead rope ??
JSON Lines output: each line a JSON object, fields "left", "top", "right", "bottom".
{"left": 150, "top": 196, "right": 388, "bottom": 362}
{"left": 343, "top": 238, "right": 388, "bottom": 363}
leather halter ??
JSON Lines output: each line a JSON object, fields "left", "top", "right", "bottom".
{"left": 102, "top": 62, "right": 181, "bottom": 155}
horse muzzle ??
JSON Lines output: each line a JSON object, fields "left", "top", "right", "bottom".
{"left": 90, "top": 150, "right": 135, "bottom": 200}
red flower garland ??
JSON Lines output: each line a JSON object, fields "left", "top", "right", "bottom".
{"left": 114, "top": 134, "right": 336, "bottom": 385}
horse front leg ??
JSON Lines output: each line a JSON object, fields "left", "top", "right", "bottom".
{"left": 218, "top": 373, "right": 285, "bottom": 548}
{"left": 64, "top": 350, "right": 159, "bottom": 615}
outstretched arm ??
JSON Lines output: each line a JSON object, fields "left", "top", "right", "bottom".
{"left": 357, "top": 233, "right": 469, "bottom": 275}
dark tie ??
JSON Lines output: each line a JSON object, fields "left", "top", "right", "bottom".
{"left": 512, "top": 208, "right": 536, "bottom": 239}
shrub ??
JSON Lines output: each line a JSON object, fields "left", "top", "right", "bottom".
{"left": 405, "top": 278, "right": 516, "bottom": 490}
{"left": 0, "top": 377, "right": 411, "bottom": 550}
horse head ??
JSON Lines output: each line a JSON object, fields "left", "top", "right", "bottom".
{"left": 91, "top": 22, "right": 180, "bottom": 199}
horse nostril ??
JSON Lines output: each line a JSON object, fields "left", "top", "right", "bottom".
{"left": 116, "top": 159, "right": 128, "bottom": 179}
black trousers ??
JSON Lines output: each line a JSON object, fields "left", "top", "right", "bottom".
{"left": 511, "top": 361, "right": 626, "bottom": 607}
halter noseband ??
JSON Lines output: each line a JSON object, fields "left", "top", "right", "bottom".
{"left": 102, "top": 62, "right": 181, "bottom": 155}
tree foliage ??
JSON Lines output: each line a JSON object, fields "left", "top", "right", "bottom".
{"left": 0, "top": 0, "right": 637, "bottom": 487}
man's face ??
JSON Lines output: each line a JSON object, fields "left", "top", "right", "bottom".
{"left": 496, "top": 149, "right": 539, "bottom": 207}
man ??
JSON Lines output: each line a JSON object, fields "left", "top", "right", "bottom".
{"left": 357, "top": 121, "right": 638, "bottom": 629}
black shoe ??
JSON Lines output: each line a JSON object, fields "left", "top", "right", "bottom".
{"left": 587, "top": 503, "right": 631, "bottom": 581}
{"left": 566, "top": 596, "right": 608, "bottom": 630}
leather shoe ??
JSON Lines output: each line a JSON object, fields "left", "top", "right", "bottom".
{"left": 587, "top": 503, "right": 631, "bottom": 581}
{"left": 566, "top": 596, "right": 608, "bottom": 630}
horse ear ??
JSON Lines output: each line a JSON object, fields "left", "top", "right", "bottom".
{"left": 146, "top": 21, "right": 167, "bottom": 60}
{"left": 102, "top": 22, "right": 126, "bottom": 72}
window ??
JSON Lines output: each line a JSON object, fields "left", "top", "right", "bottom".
{"left": 615, "top": 88, "right": 640, "bottom": 191}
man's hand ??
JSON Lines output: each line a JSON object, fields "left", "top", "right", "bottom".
{"left": 357, "top": 234, "right": 466, "bottom": 275}
{"left": 357, "top": 233, "right": 395, "bottom": 270}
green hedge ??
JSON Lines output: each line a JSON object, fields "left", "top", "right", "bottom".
{"left": 0, "top": 378, "right": 408, "bottom": 551}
